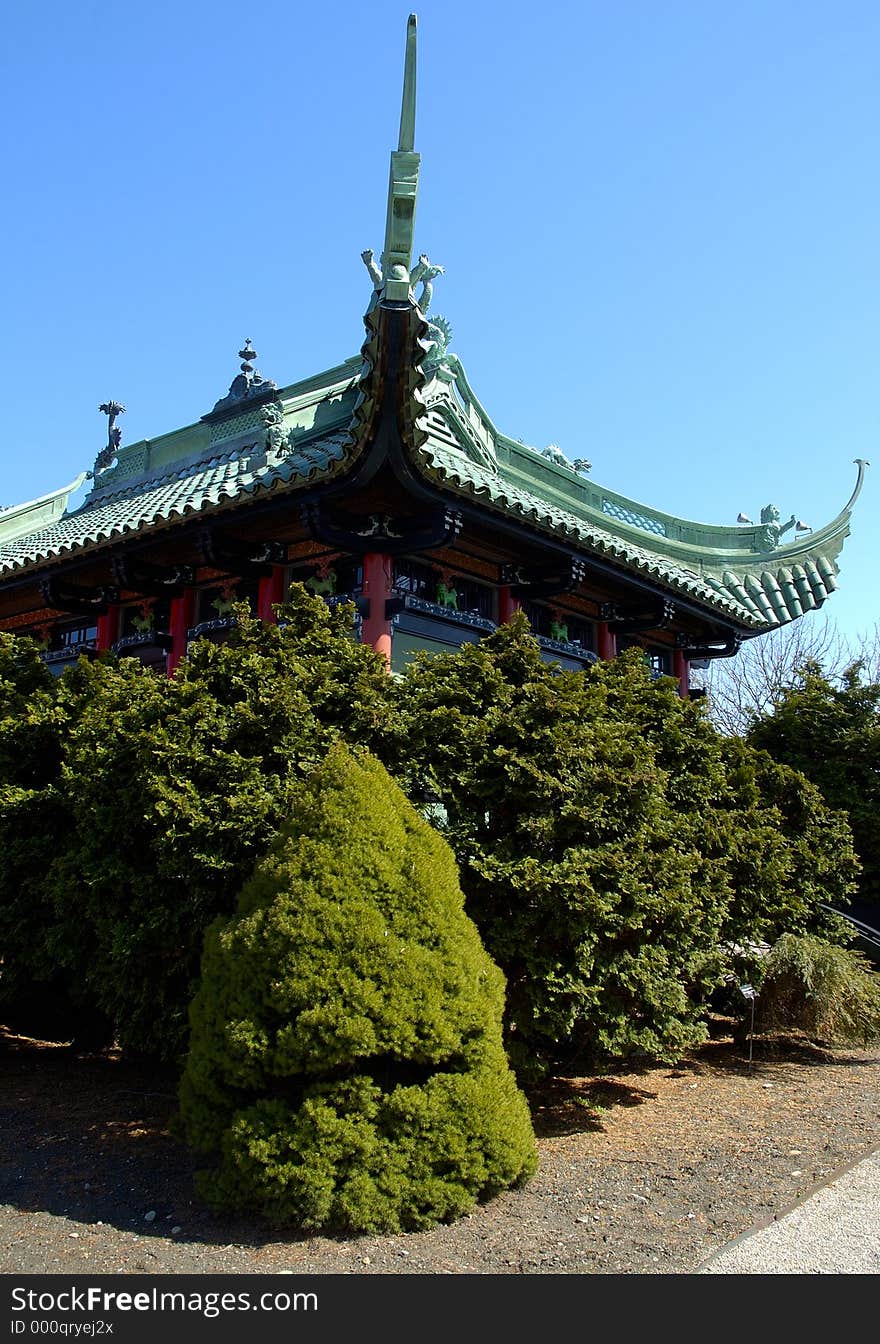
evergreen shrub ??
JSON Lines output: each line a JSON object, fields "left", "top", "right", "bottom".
{"left": 713, "top": 738, "right": 858, "bottom": 950}
{"left": 1, "top": 588, "right": 392, "bottom": 1059}
{"left": 178, "top": 743, "right": 537, "bottom": 1232}
{"left": 747, "top": 661, "right": 880, "bottom": 905}
{"left": 385, "top": 624, "right": 730, "bottom": 1070}
{"left": 0, "top": 633, "right": 74, "bottom": 1013}
{"left": 385, "top": 618, "right": 858, "bottom": 1072}
{"left": 752, "top": 933, "right": 880, "bottom": 1046}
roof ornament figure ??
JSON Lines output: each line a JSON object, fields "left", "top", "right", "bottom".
{"left": 260, "top": 401, "right": 290, "bottom": 459}
{"left": 538, "top": 444, "right": 592, "bottom": 474}
{"left": 422, "top": 312, "right": 453, "bottom": 367}
{"left": 209, "top": 338, "right": 277, "bottom": 415}
{"left": 361, "top": 248, "right": 384, "bottom": 291}
{"left": 409, "top": 253, "right": 444, "bottom": 313}
{"left": 238, "top": 339, "right": 260, "bottom": 390}
{"left": 361, "top": 245, "right": 445, "bottom": 313}
{"left": 739, "top": 509, "right": 812, "bottom": 535}
{"left": 756, "top": 503, "right": 797, "bottom": 552}
{"left": 94, "top": 401, "right": 125, "bottom": 475}
{"left": 537, "top": 445, "right": 591, "bottom": 474}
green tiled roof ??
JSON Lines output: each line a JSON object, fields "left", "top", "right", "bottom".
{"left": 0, "top": 431, "right": 350, "bottom": 574}
{"left": 418, "top": 431, "right": 760, "bottom": 625}
{"left": 0, "top": 473, "right": 90, "bottom": 550}
{"left": 414, "top": 415, "right": 862, "bottom": 630}
{"left": 0, "top": 350, "right": 368, "bottom": 576}
{"left": 0, "top": 289, "right": 864, "bottom": 636}
{"left": 408, "top": 337, "right": 866, "bottom": 631}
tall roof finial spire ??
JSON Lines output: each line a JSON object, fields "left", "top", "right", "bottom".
{"left": 398, "top": 13, "right": 417, "bottom": 152}
{"left": 381, "top": 13, "right": 421, "bottom": 301}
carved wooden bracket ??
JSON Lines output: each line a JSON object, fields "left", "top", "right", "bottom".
{"left": 111, "top": 555, "right": 195, "bottom": 596}
{"left": 674, "top": 632, "right": 742, "bottom": 661}
{"left": 38, "top": 577, "right": 119, "bottom": 616}
{"left": 501, "top": 559, "right": 586, "bottom": 601}
{"left": 196, "top": 529, "right": 286, "bottom": 578}
{"left": 599, "top": 599, "right": 676, "bottom": 635}
{"left": 301, "top": 504, "right": 463, "bottom": 556}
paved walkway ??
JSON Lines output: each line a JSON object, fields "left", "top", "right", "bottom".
{"left": 700, "top": 1148, "right": 880, "bottom": 1274}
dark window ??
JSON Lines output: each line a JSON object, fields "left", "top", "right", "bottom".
{"left": 56, "top": 620, "right": 97, "bottom": 648}
{"left": 647, "top": 649, "right": 671, "bottom": 675}
{"left": 393, "top": 559, "right": 495, "bottom": 620}
{"left": 618, "top": 638, "right": 672, "bottom": 675}
{"left": 393, "top": 557, "right": 437, "bottom": 598}
{"left": 451, "top": 576, "right": 494, "bottom": 620}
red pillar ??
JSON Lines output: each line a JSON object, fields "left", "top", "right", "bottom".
{"left": 597, "top": 621, "right": 616, "bottom": 660}
{"left": 96, "top": 605, "right": 119, "bottom": 651}
{"left": 257, "top": 566, "right": 285, "bottom": 623}
{"left": 498, "top": 585, "right": 520, "bottom": 623}
{"left": 361, "top": 552, "right": 394, "bottom": 670}
{"left": 167, "top": 589, "right": 195, "bottom": 677}
{"left": 673, "top": 650, "right": 690, "bottom": 699}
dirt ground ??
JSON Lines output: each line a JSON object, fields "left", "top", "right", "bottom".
{"left": 2, "top": 1022, "right": 879, "bottom": 1276}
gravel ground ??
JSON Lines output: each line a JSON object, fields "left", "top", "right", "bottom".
{"left": 2, "top": 1024, "right": 880, "bottom": 1276}
{"left": 701, "top": 1148, "right": 880, "bottom": 1274}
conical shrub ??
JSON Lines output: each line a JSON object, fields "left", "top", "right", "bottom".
{"left": 178, "top": 742, "right": 537, "bottom": 1232}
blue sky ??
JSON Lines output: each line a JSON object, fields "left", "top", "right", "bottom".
{"left": 2, "top": 0, "right": 877, "bottom": 644}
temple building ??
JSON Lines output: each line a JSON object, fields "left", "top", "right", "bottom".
{"left": 0, "top": 17, "right": 866, "bottom": 695}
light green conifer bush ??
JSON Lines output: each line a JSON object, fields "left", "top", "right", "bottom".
{"left": 178, "top": 743, "right": 537, "bottom": 1232}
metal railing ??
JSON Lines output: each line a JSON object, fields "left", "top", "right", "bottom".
{"left": 821, "top": 904, "right": 880, "bottom": 966}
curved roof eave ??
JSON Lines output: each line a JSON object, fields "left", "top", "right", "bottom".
{"left": 0, "top": 473, "right": 91, "bottom": 548}
{"left": 425, "top": 351, "right": 868, "bottom": 572}
{"left": 0, "top": 289, "right": 865, "bottom": 643}
{"left": 390, "top": 305, "right": 866, "bottom": 632}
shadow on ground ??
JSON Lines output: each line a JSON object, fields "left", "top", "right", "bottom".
{"left": 0, "top": 1027, "right": 299, "bottom": 1250}
{"left": 676, "top": 1035, "right": 880, "bottom": 1074}
{"left": 527, "top": 1077, "right": 658, "bottom": 1138}
{"left": 3, "top": 1021, "right": 875, "bottom": 1247}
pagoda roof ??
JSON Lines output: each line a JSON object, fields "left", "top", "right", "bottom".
{"left": 0, "top": 357, "right": 362, "bottom": 574}
{"left": 412, "top": 350, "right": 866, "bottom": 629}
{"left": 0, "top": 313, "right": 863, "bottom": 632}
{"left": 0, "top": 14, "right": 866, "bottom": 634}
{"left": 0, "top": 428, "right": 351, "bottom": 571}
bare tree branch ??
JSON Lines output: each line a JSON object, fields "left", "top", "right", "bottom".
{"left": 704, "top": 615, "right": 880, "bottom": 736}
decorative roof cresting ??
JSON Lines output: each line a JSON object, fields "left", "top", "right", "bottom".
{"left": 360, "top": 13, "right": 453, "bottom": 375}
{"left": 208, "top": 338, "right": 277, "bottom": 415}
{"left": 359, "top": 13, "right": 433, "bottom": 307}
{"left": 94, "top": 401, "right": 125, "bottom": 476}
